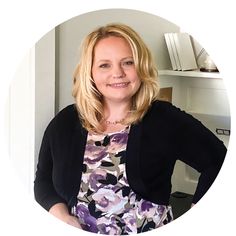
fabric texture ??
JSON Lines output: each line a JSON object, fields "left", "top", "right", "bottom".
{"left": 71, "top": 127, "right": 173, "bottom": 234}
{"left": 34, "top": 101, "right": 227, "bottom": 213}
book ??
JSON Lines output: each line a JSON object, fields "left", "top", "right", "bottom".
{"left": 169, "top": 33, "right": 182, "bottom": 70}
{"left": 164, "top": 33, "right": 177, "bottom": 70}
{"left": 164, "top": 32, "right": 198, "bottom": 71}
{"left": 173, "top": 33, "right": 198, "bottom": 71}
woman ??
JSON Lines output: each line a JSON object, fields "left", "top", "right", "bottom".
{"left": 34, "top": 23, "right": 227, "bottom": 234}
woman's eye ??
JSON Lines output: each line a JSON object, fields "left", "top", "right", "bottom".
{"left": 123, "top": 61, "right": 134, "bottom": 66}
{"left": 99, "top": 63, "right": 110, "bottom": 69}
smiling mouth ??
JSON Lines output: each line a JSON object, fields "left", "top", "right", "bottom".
{"left": 107, "top": 82, "right": 130, "bottom": 88}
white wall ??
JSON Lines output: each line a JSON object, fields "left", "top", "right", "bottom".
{"left": 8, "top": 49, "right": 35, "bottom": 196}
{"left": 7, "top": 29, "right": 55, "bottom": 196}
{"left": 56, "top": 9, "right": 180, "bottom": 111}
{"left": 35, "top": 29, "right": 56, "bottom": 173}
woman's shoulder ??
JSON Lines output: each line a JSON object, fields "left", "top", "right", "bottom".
{"left": 149, "top": 100, "right": 180, "bottom": 114}
{"left": 56, "top": 104, "right": 78, "bottom": 118}
{"left": 52, "top": 104, "right": 78, "bottom": 122}
{"left": 149, "top": 100, "right": 202, "bottom": 126}
{"left": 147, "top": 100, "right": 191, "bottom": 122}
{"left": 46, "top": 104, "right": 80, "bottom": 133}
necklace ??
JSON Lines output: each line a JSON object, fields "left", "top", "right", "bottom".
{"left": 104, "top": 118, "right": 125, "bottom": 125}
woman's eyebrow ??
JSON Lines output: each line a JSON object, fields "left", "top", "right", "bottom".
{"left": 96, "top": 57, "right": 134, "bottom": 63}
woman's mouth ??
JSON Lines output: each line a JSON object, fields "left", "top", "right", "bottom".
{"left": 107, "top": 82, "right": 130, "bottom": 88}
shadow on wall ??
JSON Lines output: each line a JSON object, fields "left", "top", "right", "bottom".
{"left": 170, "top": 191, "right": 193, "bottom": 219}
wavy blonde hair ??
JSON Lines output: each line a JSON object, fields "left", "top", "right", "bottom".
{"left": 72, "top": 23, "right": 160, "bottom": 133}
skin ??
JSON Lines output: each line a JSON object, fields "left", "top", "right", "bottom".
{"left": 92, "top": 36, "right": 141, "bottom": 132}
{"left": 49, "top": 203, "right": 82, "bottom": 229}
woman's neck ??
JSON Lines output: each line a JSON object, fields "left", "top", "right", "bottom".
{"left": 101, "top": 100, "right": 131, "bottom": 134}
{"left": 103, "top": 100, "right": 131, "bottom": 122}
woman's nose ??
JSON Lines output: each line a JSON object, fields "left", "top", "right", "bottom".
{"left": 112, "top": 65, "right": 125, "bottom": 79}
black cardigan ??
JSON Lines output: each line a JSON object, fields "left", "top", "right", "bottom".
{"left": 34, "top": 101, "right": 227, "bottom": 211}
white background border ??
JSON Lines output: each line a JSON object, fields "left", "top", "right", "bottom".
{"left": 0, "top": 1, "right": 235, "bottom": 235}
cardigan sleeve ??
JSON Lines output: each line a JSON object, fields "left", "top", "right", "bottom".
{"left": 34, "top": 125, "right": 67, "bottom": 211}
{"left": 170, "top": 105, "right": 227, "bottom": 204}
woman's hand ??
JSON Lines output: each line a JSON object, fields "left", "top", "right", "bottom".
{"left": 63, "top": 214, "right": 82, "bottom": 229}
{"left": 49, "top": 203, "right": 82, "bottom": 229}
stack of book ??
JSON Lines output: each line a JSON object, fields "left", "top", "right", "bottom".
{"left": 164, "top": 32, "right": 198, "bottom": 71}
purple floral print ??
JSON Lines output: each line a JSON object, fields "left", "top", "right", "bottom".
{"left": 92, "top": 187, "right": 128, "bottom": 216}
{"left": 75, "top": 203, "right": 98, "bottom": 233}
{"left": 72, "top": 127, "right": 173, "bottom": 234}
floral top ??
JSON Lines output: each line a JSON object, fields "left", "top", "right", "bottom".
{"left": 71, "top": 126, "right": 173, "bottom": 234}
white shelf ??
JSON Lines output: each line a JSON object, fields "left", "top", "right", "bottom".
{"left": 158, "top": 69, "right": 222, "bottom": 79}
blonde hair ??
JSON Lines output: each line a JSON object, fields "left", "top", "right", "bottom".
{"left": 72, "top": 23, "right": 160, "bottom": 133}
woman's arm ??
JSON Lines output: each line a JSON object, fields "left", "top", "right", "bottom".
{"left": 34, "top": 127, "right": 67, "bottom": 210}
{"left": 34, "top": 128, "right": 82, "bottom": 229}
{"left": 171, "top": 104, "right": 227, "bottom": 204}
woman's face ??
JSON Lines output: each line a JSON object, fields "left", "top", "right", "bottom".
{"left": 92, "top": 36, "right": 141, "bottom": 104}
